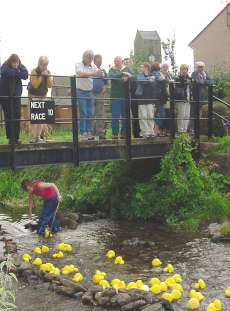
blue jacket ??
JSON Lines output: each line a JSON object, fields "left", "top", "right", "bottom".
{"left": 0, "top": 64, "right": 28, "bottom": 97}
{"left": 135, "top": 73, "right": 150, "bottom": 96}
{"left": 150, "top": 70, "right": 161, "bottom": 100}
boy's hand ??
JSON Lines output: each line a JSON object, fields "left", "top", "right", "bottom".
{"left": 58, "top": 195, "right": 62, "bottom": 202}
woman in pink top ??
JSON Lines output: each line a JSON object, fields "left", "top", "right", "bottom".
{"left": 21, "top": 180, "right": 62, "bottom": 234}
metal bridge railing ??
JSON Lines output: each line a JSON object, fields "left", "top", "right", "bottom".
{"left": 0, "top": 74, "right": 216, "bottom": 169}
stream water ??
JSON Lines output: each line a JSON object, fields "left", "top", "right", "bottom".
{"left": 1, "top": 207, "right": 230, "bottom": 310}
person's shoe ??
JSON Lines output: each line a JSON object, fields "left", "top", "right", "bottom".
{"left": 80, "top": 133, "right": 88, "bottom": 141}
{"left": 15, "top": 140, "right": 21, "bottom": 145}
{"left": 87, "top": 134, "right": 95, "bottom": 140}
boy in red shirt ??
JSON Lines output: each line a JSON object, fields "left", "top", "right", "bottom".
{"left": 21, "top": 180, "right": 61, "bottom": 235}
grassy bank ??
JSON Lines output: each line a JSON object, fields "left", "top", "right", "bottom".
{"left": 0, "top": 134, "right": 229, "bottom": 231}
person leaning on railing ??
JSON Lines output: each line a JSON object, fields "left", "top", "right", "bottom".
{"left": 27, "top": 56, "right": 53, "bottom": 143}
{"left": 108, "top": 56, "right": 132, "bottom": 139}
{"left": 174, "top": 64, "right": 191, "bottom": 133}
{"left": 75, "top": 50, "right": 104, "bottom": 141}
{"left": 0, "top": 54, "right": 28, "bottom": 144}
{"left": 150, "top": 63, "right": 162, "bottom": 136}
{"left": 135, "top": 63, "right": 155, "bottom": 138}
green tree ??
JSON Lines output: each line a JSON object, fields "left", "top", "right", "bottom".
{"left": 161, "top": 34, "right": 178, "bottom": 77}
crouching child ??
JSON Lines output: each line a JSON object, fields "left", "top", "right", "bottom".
{"left": 21, "top": 179, "right": 61, "bottom": 235}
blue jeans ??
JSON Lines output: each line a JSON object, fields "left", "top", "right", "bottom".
{"left": 77, "top": 89, "right": 94, "bottom": 134}
{"left": 37, "top": 196, "right": 61, "bottom": 234}
{"left": 111, "top": 99, "right": 126, "bottom": 136}
{"left": 155, "top": 105, "right": 166, "bottom": 129}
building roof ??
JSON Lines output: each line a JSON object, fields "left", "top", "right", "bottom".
{"left": 136, "top": 30, "right": 160, "bottom": 41}
{"left": 189, "top": 3, "right": 230, "bottom": 47}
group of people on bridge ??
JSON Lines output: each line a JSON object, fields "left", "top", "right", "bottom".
{"left": 0, "top": 50, "right": 212, "bottom": 145}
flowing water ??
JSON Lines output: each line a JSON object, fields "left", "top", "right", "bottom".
{"left": 1, "top": 206, "right": 230, "bottom": 310}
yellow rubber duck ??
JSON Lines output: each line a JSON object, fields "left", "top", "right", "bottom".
{"left": 22, "top": 254, "right": 32, "bottom": 262}
{"left": 44, "top": 229, "right": 53, "bottom": 238}
{"left": 92, "top": 273, "right": 104, "bottom": 284}
{"left": 62, "top": 265, "right": 78, "bottom": 275}
{"left": 41, "top": 245, "right": 49, "bottom": 254}
{"left": 206, "top": 303, "right": 216, "bottom": 311}
{"left": 72, "top": 273, "right": 83, "bottom": 283}
{"left": 99, "top": 279, "right": 110, "bottom": 289}
{"left": 49, "top": 267, "right": 60, "bottom": 277}
{"left": 172, "top": 283, "right": 183, "bottom": 293}
{"left": 161, "top": 293, "right": 173, "bottom": 303}
{"left": 135, "top": 280, "right": 144, "bottom": 289}
{"left": 186, "top": 298, "right": 200, "bottom": 310}
{"left": 114, "top": 256, "right": 125, "bottom": 265}
{"left": 163, "top": 264, "right": 174, "bottom": 273}
{"left": 106, "top": 250, "right": 116, "bottom": 259}
{"left": 40, "top": 263, "right": 55, "bottom": 273}
{"left": 189, "top": 289, "right": 204, "bottom": 302}
{"left": 165, "top": 277, "right": 176, "bottom": 288}
{"left": 225, "top": 286, "right": 230, "bottom": 297}
{"left": 33, "top": 247, "right": 42, "bottom": 255}
{"left": 213, "top": 299, "right": 222, "bottom": 311}
{"left": 172, "top": 273, "right": 182, "bottom": 283}
{"left": 56, "top": 243, "right": 72, "bottom": 253}
{"left": 150, "top": 284, "right": 161, "bottom": 295}
{"left": 160, "top": 282, "right": 168, "bottom": 292}
{"left": 171, "top": 289, "right": 182, "bottom": 300}
{"left": 152, "top": 258, "right": 162, "bottom": 267}
{"left": 111, "top": 279, "right": 126, "bottom": 291}
{"left": 52, "top": 251, "right": 64, "bottom": 259}
{"left": 149, "top": 277, "right": 161, "bottom": 286}
{"left": 127, "top": 282, "right": 138, "bottom": 290}
{"left": 195, "top": 278, "right": 206, "bottom": 290}
{"left": 32, "top": 258, "right": 42, "bottom": 266}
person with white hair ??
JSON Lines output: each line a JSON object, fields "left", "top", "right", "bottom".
{"left": 28, "top": 56, "right": 53, "bottom": 143}
{"left": 75, "top": 50, "right": 104, "bottom": 140}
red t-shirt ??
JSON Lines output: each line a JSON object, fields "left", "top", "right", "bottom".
{"left": 32, "top": 180, "right": 57, "bottom": 201}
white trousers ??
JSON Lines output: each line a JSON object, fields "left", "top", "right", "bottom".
{"left": 176, "top": 101, "right": 190, "bottom": 133}
{"left": 138, "top": 104, "right": 155, "bottom": 137}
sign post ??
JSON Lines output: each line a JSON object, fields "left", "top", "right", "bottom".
{"left": 30, "top": 100, "right": 55, "bottom": 124}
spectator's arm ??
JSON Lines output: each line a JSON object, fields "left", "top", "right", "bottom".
{"left": 18, "top": 65, "right": 28, "bottom": 80}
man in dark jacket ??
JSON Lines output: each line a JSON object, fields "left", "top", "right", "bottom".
{"left": 0, "top": 54, "right": 28, "bottom": 144}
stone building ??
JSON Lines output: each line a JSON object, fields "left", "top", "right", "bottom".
{"left": 134, "top": 30, "right": 162, "bottom": 62}
{"left": 189, "top": 3, "right": 230, "bottom": 72}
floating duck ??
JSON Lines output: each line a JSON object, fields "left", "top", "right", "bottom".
{"left": 165, "top": 277, "right": 176, "bottom": 288}
{"left": 213, "top": 299, "right": 222, "bottom": 311}
{"left": 127, "top": 282, "right": 138, "bottom": 290}
{"left": 52, "top": 251, "right": 64, "bottom": 259}
{"left": 72, "top": 273, "right": 83, "bottom": 283}
{"left": 40, "top": 263, "right": 55, "bottom": 273}
{"left": 172, "top": 283, "right": 183, "bottom": 293}
{"left": 186, "top": 298, "right": 200, "bottom": 310}
{"left": 44, "top": 229, "right": 53, "bottom": 239}
{"left": 163, "top": 264, "right": 174, "bottom": 273}
{"left": 99, "top": 279, "right": 110, "bottom": 289}
{"left": 49, "top": 267, "right": 60, "bottom": 277}
{"left": 225, "top": 286, "right": 230, "bottom": 297}
{"left": 106, "top": 250, "right": 116, "bottom": 259}
{"left": 114, "top": 256, "right": 125, "bottom": 265}
{"left": 111, "top": 279, "right": 126, "bottom": 291}
{"left": 32, "top": 257, "right": 42, "bottom": 266}
{"left": 135, "top": 280, "right": 144, "bottom": 289}
{"left": 194, "top": 278, "right": 206, "bottom": 290}
{"left": 149, "top": 277, "right": 161, "bottom": 286}
{"left": 161, "top": 292, "right": 173, "bottom": 302}
{"left": 206, "top": 303, "right": 216, "bottom": 311}
{"left": 62, "top": 265, "right": 78, "bottom": 275}
{"left": 33, "top": 247, "right": 42, "bottom": 255}
{"left": 172, "top": 273, "right": 182, "bottom": 283}
{"left": 171, "top": 289, "right": 182, "bottom": 300}
{"left": 160, "top": 282, "right": 168, "bottom": 292}
{"left": 152, "top": 258, "right": 162, "bottom": 267}
{"left": 92, "top": 270, "right": 107, "bottom": 284}
{"left": 150, "top": 284, "right": 161, "bottom": 295}
{"left": 56, "top": 243, "right": 72, "bottom": 253}
{"left": 22, "top": 254, "right": 31, "bottom": 262}
{"left": 41, "top": 245, "right": 49, "bottom": 254}
{"left": 189, "top": 289, "right": 204, "bottom": 302}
